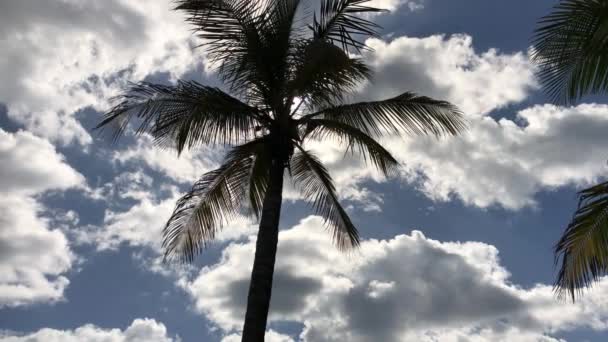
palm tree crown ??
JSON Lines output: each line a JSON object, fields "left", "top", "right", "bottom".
{"left": 98, "top": 0, "right": 465, "bottom": 339}
{"left": 532, "top": 0, "right": 608, "bottom": 300}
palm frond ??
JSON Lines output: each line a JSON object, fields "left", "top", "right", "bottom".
{"left": 96, "top": 81, "right": 267, "bottom": 153}
{"left": 555, "top": 180, "right": 608, "bottom": 299}
{"left": 311, "top": 0, "right": 385, "bottom": 52}
{"left": 175, "top": 0, "right": 260, "bottom": 45}
{"left": 303, "top": 92, "right": 466, "bottom": 137}
{"left": 289, "top": 40, "right": 371, "bottom": 108}
{"left": 162, "top": 138, "right": 268, "bottom": 262}
{"left": 290, "top": 145, "right": 360, "bottom": 250}
{"left": 302, "top": 118, "right": 398, "bottom": 176}
{"left": 532, "top": 0, "right": 608, "bottom": 103}
{"left": 176, "top": 0, "right": 273, "bottom": 99}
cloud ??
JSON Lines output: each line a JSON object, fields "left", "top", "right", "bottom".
{"left": 0, "top": 195, "right": 73, "bottom": 308}
{"left": 0, "top": 0, "right": 204, "bottom": 145}
{"left": 360, "top": 34, "right": 537, "bottom": 115}
{"left": 0, "top": 129, "right": 85, "bottom": 194}
{"left": 0, "top": 129, "right": 84, "bottom": 307}
{"left": 0, "top": 318, "right": 175, "bottom": 342}
{"left": 95, "top": 192, "right": 179, "bottom": 251}
{"left": 182, "top": 216, "right": 608, "bottom": 341}
{"left": 388, "top": 103, "right": 608, "bottom": 209}
{"left": 222, "top": 330, "right": 295, "bottom": 342}
{"left": 368, "top": 0, "right": 425, "bottom": 12}
{"left": 112, "top": 134, "right": 221, "bottom": 184}
{"left": 85, "top": 177, "right": 257, "bottom": 254}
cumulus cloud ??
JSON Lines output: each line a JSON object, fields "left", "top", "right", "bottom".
{"left": 360, "top": 34, "right": 537, "bottom": 115}
{"left": 0, "top": 129, "right": 85, "bottom": 194}
{"left": 84, "top": 175, "right": 257, "bottom": 254}
{"left": 95, "top": 192, "right": 180, "bottom": 251}
{"left": 387, "top": 103, "right": 608, "bottom": 209}
{"left": 0, "top": 0, "right": 204, "bottom": 145}
{"left": 112, "top": 134, "right": 221, "bottom": 184}
{"left": 368, "top": 0, "right": 425, "bottom": 12}
{"left": 183, "top": 216, "right": 608, "bottom": 341}
{"left": 0, "top": 129, "right": 84, "bottom": 307}
{"left": 0, "top": 318, "right": 175, "bottom": 342}
{"left": 222, "top": 330, "right": 295, "bottom": 342}
{"left": 0, "top": 196, "right": 73, "bottom": 308}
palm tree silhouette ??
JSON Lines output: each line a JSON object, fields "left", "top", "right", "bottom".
{"left": 532, "top": 0, "right": 608, "bottom": 299}
{"left": 97, "top": 0, "right": 466, "bottom": 340}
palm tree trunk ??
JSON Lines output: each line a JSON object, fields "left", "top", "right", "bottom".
{"left": 241, "top": 160, "right": 284, "bottom": 342}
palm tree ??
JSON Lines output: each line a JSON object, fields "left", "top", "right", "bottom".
{"left": 98, "top": 0, "right": 465, "bottom": 340}
{"left": 532, "top": 0, "right": 608, "bottom": 299}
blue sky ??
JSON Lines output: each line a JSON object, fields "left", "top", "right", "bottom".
{"left": 1, "top": 0, "right": 608, "bottom": 341}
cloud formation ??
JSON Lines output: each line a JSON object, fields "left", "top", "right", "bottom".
{"left": 222, "top": 330, "right": 295, "bottom": 342}
{"left": 368, "top": 0, "right": 425, "bottom": 12}
{"left": 391, "top": 103, "right": 608, "bottom": 209}
{"left": 0, "top": 318, "right": 174, "bottom": 342}
{"left": 112, "top": 134, "right": 220, "bottom": 184}
{"left": 0, "top": 0, "right": 203, "bottom": 145}
{"left": 85, "top": 175, "right": 256, "bottom": 254}
{"left": 0, "top": 129, "right": 84, "bottom": 307}
{"left": 360, "top": 34, "right": 537, "bottom": 115}
{"left": 183, "top": 216, "right": 608, "bottom": 341}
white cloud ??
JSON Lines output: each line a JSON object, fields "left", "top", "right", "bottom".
{"left": 222, "top": 330, "right": 295, "bottom": 342}
{"left": 0, "top": 318, "right": 175, "bottom": 342}
{"left": 112, "top": 134, "right": 220, "bottom": 184}
{"left": 0, "top": 129, "right": 84, "bottom": 307}
{"left": 0, "top": 129, "right": 85, "bottom": 194}
{"left": 368, "top": 0, "right": 425, "bottom": 12}
{"left": 0, "top": 195, "right": 73, "bottom": 308}
{"left": 80, "top": 183, "right": 257, "bottom": 280}
{"left": 87, "top": 170, "right": 155, "bottom": 202}
{"left": 0, "top": 0, "right": 204, "bottom": 145}
{"left": 360, "top": 34, "right": 537, "bottom": 115}
{"left": 183, "top": 215, "right": 608, "bottom": 341}
{"left": 87, "top": 181, "right": 257, "bottom": 253}
{"left": 389, "top": 103, "right": 608, "bottom": 209}
{"left": 96, "top": 192, "right": 179, "bottom": 251}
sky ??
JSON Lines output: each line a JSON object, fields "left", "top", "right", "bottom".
{"left": 1, "top": 0, "right": 608, "bottom": 341}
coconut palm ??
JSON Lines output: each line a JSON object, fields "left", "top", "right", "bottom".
{"left": 97, "top": 0, "right": 465, "bottom": 340}
{"left": 532, "top": 0, "right": 608, "bottom": 299}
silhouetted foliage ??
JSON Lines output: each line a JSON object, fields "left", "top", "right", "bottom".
{"left": 532, "top": 0, "right": 608, "bottom": 104}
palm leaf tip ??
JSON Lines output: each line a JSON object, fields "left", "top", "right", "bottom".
{"left": 554, "top": 180, "right": 608, "bottom": 300}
